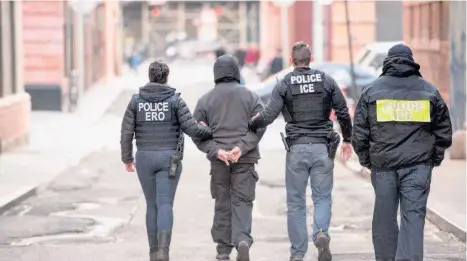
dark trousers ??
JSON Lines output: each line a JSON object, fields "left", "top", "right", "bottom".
{"left": 371, "top": 163, "right": 432, "bottom": 261}
{"left": 135, "top": 150, "right": 182, "bottom": 252}
{"left": 210, "top": 162, "right": 258, "bottom": 254}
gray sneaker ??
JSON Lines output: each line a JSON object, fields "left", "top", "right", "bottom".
{"left": 289, "top": 256, "right": 303, "bottom": 261}
{"left": 236, "top": 241, "right": 250, "bottom": 261}
{"left": 216, "top": 253, "right": 230, "bottom": 260}
{"left": 314, "top": 233, "right": 332, "bottom": 261}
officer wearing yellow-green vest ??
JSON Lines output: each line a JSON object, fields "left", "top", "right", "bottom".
{"left": 352, "top": 44, "right": 452, "bottom": 261}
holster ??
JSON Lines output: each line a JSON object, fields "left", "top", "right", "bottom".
{"left": 169, "top": 153, "right": 181, "bottom": 179}
{"left": 169, "top": 133, "right": 184, "bottom": 179}
{"left": 280, "top": 132, "right": 290, "bottom": 152}
{"left": 326, "top": 131, "right": 341, "bottom": 160}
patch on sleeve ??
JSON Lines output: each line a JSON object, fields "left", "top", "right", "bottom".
{"left": 376, "top": 99, "right": 430, "bottom": 122}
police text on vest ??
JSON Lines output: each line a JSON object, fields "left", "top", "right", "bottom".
{"left": 138, "top": 102, "right": 169, "bottom": 121}
{"left": 290, "top": 74, "right": 322, "bottom": 94}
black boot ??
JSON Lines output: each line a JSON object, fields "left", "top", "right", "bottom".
{"left": 150, "top": 251, "right": 157, "bottom": 261}
{"left": 149, "top": 236, "right": 158, "bottom": 261}
{"left": 155, "top": 231, "right": 171, "bottom": 261}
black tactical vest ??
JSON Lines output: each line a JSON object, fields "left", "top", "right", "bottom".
{"left": 283, "top": 70, "right": 329, "bottom": 123}
{"left": 134, "top": 93, "right": 180, "bottom": 151}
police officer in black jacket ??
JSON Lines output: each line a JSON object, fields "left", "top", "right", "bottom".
{"left": 249, "top": 42, "right": 353, "bottom": 261}
{"left": 352, "top": 44, "right": 452, "bottom": 261}
{"left": 120, "top": 60, "right": 212, "bottom": 261}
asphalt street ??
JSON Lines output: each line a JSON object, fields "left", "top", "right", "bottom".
{"left": 0, "top": 59, "right": 465, "bottom": 261}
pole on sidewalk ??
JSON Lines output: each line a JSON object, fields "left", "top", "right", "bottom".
{"left": 280, "top": 5, "right": 289, "bottom": 69}
{"left": 312, "top": 0, "right": 324, "bottom": 63}
{"left": 76, "top": 13, "right": 85, "bottom": 102}
{"left": 344, "top": 0, "right": 358, "bottom": 101}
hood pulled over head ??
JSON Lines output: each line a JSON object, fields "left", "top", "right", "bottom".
{"left": 139, "top": 82, "right": 175, "bottom": 102}
{"left": 380, "top": 43, "right": 422, "bottom": 78}
{"left": 213, "top": 54, "right": 241, "bottom": 84}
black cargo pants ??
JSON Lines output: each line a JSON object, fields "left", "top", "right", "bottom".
{"left": 210, "top": 161, "right": 259, "bottom": 255}
{"left": 371, "top": 163, "right": 432, "bottom": 261}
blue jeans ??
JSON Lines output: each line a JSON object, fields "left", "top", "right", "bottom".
{"left": 135, "top": 150, "right": 182, "bottom": 252}
{"left": 286, "top": 143, "right": 334, "bottom": 258}
{"left": 371, "top": 163, "right": 432, "bottom": 261}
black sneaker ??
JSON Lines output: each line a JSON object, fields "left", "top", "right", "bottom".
{"left": 236, "top": 241, "right": 250, "bottom": 261}
{"left": 314, "top": 233, "right": 332, "bottom": 261}
{"left": 216, "top": 253, "right": 230, "bottom": 260}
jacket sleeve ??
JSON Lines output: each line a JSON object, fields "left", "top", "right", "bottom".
{"left": 191, "top": 99, "right": 220, "bottom": 160}
{"left": 327, "top": 75, "right": 352, "bottom": 142}
{"left": 120, "top": 97, "right": 136, "bottom": 164}
{"left": 351, "top": 93, "right": 371, "bottom": 169}
{"left": 236, "top": 94, "right": 267, "bottom": 155}
{"left": 176, "top": 95, "right": 212, "bottom": 140}
{"left": 250, "top": 81, "right": 285, "bottom": 130}
{"left": 431, "top": 90, "right": 453, "bottom": 166}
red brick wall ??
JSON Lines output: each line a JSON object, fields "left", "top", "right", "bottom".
{"left": 289, "top": 1, "right": 313, "bottom": 47}
{"left": 0, "top": 93, "right": 31, "bottom": 152}
{"left": 330, "top": 1, "right": 377, "bottom": 63}
{"left": 403, "top": 1, "right": 451, "bottom": 104}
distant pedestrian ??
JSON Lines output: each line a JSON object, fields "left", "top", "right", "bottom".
{"left": 234, "top": 44, "right": 247, "bottom": 69}
{"left": 130, "top": 51, "right": 142, "bottom": 73}
{"left": 352, "top": 44, "right": 453, "bottom": 261}
{"left": 214, "top": 46, "right": 226, "bottom": 59}
{"left": 267, "top": 48, "right": 284, "bottom": 77}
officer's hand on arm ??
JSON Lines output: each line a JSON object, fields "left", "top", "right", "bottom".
{"left": 351, "top": 90, "right": 371, "bottom": 169}
{"left": 191, "top": 99, "right": 220, "bottom": 160}
{"left": 235, "top": 94, "right": 268, "bottom": 157}
{"left": 249, "top": 81, "right": 285, "bottom": 131}
{"left": 176, "top": 95, "right": 212, "bottom": 140}
{"left": 431, "top": 90, "right": 453, "bottom": 167}
{"left": 121, "top": 96, "right": 136, "bottom": 172}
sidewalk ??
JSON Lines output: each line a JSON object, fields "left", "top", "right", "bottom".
{"left": 340, "top": 148, "right": 466, "bottom": 242}
{"left": 0, "top": 62, "right": 150, "bottom": 215}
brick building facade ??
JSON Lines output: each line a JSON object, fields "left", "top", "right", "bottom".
{"left": 0, "top": 1, "right": 30, "bottom": 153}
{"left": 258, "top": 1, "right": 402, "bottom": 64}
{"left": 402, "top": 1, "right": 451, "bottom": 104}
{"left": 0, "top": 0, "right": 123, "bottom": 153}
{"left": 259, "top": 1, "right": 313, "bottom": 65}
{"left": 23, "top": 1, "right": 122, "bottom": 112}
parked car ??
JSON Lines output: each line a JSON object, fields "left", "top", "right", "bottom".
{"left": 355, "top": 41, "right": 404, "bottom": 75}
{"left": 254, "top": 62, "right": 378, "bottom": 120}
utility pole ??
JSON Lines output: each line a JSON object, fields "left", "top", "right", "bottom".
{"left": 280, "top": 5, "right": 289, "bottom": 69}
{"left": 344, "top": 0, "right": 358, "bottom": 100}
{"left": 312, "top": 0, "right": 324, "bottom": 63}
{"left": 75, "top": 13, "right": 84, "bottom": 102}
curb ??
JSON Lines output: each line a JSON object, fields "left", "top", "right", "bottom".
{"left": 339, "top": 157, "right": 467, "bottom": 243}
{"left": 0, "top": 186, "right": 37, "bottom": 215}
